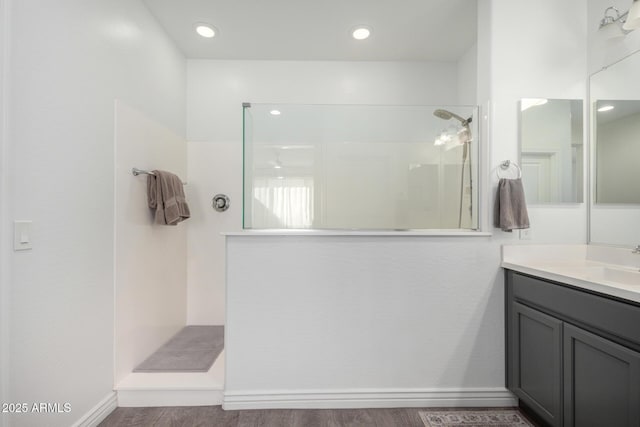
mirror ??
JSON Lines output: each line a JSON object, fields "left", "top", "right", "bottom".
{"left": 519, "top": 98, "right": 584, "bottom": 204}
{"left": 594, "top": 99, "right": 640, "bottom": 204}
{"left": 590, "top": 50, "right": 640, "bottom": 246}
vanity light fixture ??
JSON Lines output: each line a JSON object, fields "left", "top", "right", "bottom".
{"left": 195, "top": 23, "right": 216, "bottom": 38}
{"left": 623, "top": 0, "right": 640, "bottom": 30}
{"left": 599, "top": 7, "right": 632, "bottom": 39}
{"left": 270, "top": 110, "right": 281, "bottom": 116}
{"left": 352, "top": 26, "right": 371, "bottom": 40}
{"left": 598, "top": 1, "right": 640, "bottom": 38}
{"left": 597, "top": 104, "right": 615, "bottom": 112}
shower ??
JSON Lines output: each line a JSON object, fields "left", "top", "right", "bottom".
{"left": 433, "top": 108, "right": 471, "bottom": 126}
{"left": 433, "top": 109, "right": 473, "bottom": 228}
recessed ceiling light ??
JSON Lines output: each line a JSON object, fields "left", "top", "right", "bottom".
{"left": 195, "top": 23, "right": 216, "bottom": 38}
{"left": 352, "top": 26, "right": 371, "bottom": 40}
{"left": 270, "top": 110, "right": 281, "bottom": 116}
{"left": 598, "top": 105, "right": 615, "bottom": 112}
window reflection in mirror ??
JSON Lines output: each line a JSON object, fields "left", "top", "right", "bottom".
{"left": 519, "top": 98, "right": 584, "bottom": 204}
{"left": 594, "top": 99, "right": 640, "bottom": 204}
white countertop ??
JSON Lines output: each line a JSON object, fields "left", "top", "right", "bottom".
{"left": 502, "top": 244, "right": 640, "bottom": 304}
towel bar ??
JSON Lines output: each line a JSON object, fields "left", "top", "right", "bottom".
{"left": 132, "top": 167, "right": 155, "bottom": 176}
{"left": 132, "top": 168, "right": 187, "bottom": 185}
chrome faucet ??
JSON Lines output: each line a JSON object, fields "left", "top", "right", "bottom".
{"left": 633, "top": 246, "right": 640, "bottom": 272}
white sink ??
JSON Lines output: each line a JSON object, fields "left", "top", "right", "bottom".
{"left": 584, "top": 266, "right": 640, "bottom": 287}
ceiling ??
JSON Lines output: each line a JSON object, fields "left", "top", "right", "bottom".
{"left": 142, "top": 0, "right": 477, "bottom": 61}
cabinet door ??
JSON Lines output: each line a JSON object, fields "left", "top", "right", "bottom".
{"left": 564, "top": 324, "right": 640, "bottom": 427}
{"left": 510, "top": 302, "right": 563, "bottom": 426}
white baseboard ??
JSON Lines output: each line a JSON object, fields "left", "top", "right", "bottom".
{"left": 72, "top": 392, "right": 118, "bottom": 427}
{"left": 223, "top": 388, "right": 517, "bottom": 410}
{"left": 117, "top": 389, "right": 223, "bottom": 407}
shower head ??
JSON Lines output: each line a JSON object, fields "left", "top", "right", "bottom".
{"left": 433, "top": 109, "right": 472, "bottom": 126}
{"left": 433, "top": 109, "right": 454, "bottom": 120}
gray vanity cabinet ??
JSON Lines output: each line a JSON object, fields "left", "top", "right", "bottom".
{"left": 505, "top": 270, "right": 640, "bottom": 427}
{"left": 509, "top": 303, "right": 563, "bottom": 426}
{"left": 563, "top": 324, "right": 640, "bottom": 427}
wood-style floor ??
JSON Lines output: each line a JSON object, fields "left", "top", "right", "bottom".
{"left": 99, "top": 406, "right": 538, "bottom": 427}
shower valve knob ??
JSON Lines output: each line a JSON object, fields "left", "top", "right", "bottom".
{"left": 212, "top": 194, "right": 230, "bottom": 212}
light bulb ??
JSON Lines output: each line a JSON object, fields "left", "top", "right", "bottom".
{"left": 352, "top": 27, "right": 371, "bottom": 40}
{"left": 195, "top": 24, "right": 216, "bottom": 38}
{"left": 623, "top": 0, "right": 640, "bottom": 30}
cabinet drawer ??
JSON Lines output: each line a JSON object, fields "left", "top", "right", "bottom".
{"left": 509, "top": 271, "right": 640, "bottom": 348}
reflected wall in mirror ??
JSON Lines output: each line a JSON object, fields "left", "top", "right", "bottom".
{"left": 590, "top": 49, "right": 640, "bottom": 246}
{"left": 594, "top": 99, "right": 640, "bottom": 203}
{"left": 519, "top": 98, "right": 584, "bottom": 204}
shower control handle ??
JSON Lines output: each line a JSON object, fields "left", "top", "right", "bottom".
{"left": 212, "top": 194, "right": 230, "bottom": 212}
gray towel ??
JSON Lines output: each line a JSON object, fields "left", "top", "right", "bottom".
{"left": 147, "top": 170, "right": 190, "bottom": 225}
{"left": 494, "top": 178, "right": 530, "bottom": 232}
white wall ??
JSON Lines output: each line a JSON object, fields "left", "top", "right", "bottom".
{"left": 114, "top": 101, "right": 187, "bottom": 386}
{"left": 0, "top": 0, "right": 10, "bottom": 423}
{"left": 188, "top": 61, "right": 460, "bottom": 143}
{"left": 3, "top": 1, "right": 185, "bottom": 425}
{"left": 490, "top": 0, "right": 588, "bottom": 244}
{"left": 186, "top": 60, "right": 461, "bottom": 324}
{"left": 458, "top": 43, "right": 478, "bottom": 105}
{"left": 225, "top": 235, "right": 513, "bottom": 408}
{"left": 592, "top": 112, "right": 640, "bottom": 245}
{"left": 596, "top": 112, "right": 640, "bottom": 203}
{"left": 223, "top": 0, "right": 590, "bottom": 408}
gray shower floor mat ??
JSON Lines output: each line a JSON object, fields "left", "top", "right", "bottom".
{"left": 133, "top": 325, "right": 224, "bottom": 373}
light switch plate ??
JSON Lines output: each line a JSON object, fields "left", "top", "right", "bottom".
{"left": 519, "top": 228, "right": 532, "bottom": 240}
{"left": 14, "top": 220, "right": 33, "bottom": 251}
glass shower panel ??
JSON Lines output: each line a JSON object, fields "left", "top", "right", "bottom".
{"left": 243, "top": 103, "right": 478, "bottom": 231}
